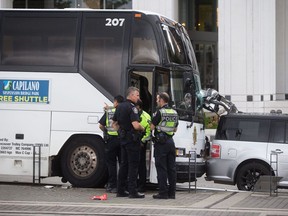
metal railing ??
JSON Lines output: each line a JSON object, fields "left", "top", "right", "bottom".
{"left": 33, "top": 145, "right": 41, "bottom": 184}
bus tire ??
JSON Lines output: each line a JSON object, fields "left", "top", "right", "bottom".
{"left": 61, "top": 135, "right": 107, "bottom": 188}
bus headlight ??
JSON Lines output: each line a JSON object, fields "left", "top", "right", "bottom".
{"left": 176, "top": 148, "right": 186, "bottom": 157}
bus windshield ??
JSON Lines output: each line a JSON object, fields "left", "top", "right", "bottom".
{"left": 161, "top": 22, "right": 198, "bottom": 71}
{"left": 160, "top": 22, "right": 202, "bottom": 122}
{"left": 161, "top": 23, "right": 187, "bottom": 64}
{"left": 180, "top": 25, "right": 198, "bottom": 71}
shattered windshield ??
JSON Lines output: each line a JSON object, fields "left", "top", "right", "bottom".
{"left": 161, "top": 23, "right": 198, "bottom": 71}
{"left": 162, "top": 24, "right": 187, "bottom": 64}
{"left": 180, "top": 26, "right": 198, "bottom": 71}
{"left": 159, "top": 21, "right": 203, "bottom": 123}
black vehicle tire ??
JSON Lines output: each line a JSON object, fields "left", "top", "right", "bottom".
{"left": 236, "top": 162, "right": 271, "bottom": 191}
{"left": 61, "top": 135, "right": 107, "bottom": 188}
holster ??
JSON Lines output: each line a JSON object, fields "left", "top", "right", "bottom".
{"left": 125, "top": 131, "right": 141, "bottom": 142}
{"left": 131, "top": 131, "right": 141, "bottom": 142}
{"left": 154, "top": 132, "right": 168, "bottom": 144}
{"left": 118, "top": 128, "right": 126, "bottom": 139}
{"left": 118, "top": 129, "right": 140, "bottom": 142}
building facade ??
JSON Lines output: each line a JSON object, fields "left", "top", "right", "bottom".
{"left": 134, "top": 0, "right": 288, "bottom": 113}
{"left": 0, "top": 0, "right": 132, "bottom": 9}
{"left": 1, "top": 0, "right": 287, "bottom": 113}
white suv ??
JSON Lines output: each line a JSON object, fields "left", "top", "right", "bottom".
{"left": 205, "top": 113, "right": 288, "bottom": 191}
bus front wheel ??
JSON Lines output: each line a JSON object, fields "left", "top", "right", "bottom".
{"left": 61, "top": 135, "right": 107, "bottom": 188}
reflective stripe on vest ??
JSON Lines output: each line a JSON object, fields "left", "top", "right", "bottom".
{"left": 156, "top": 108, "right": 178, "bottom": 135}
{"left": 106, "top": 108, "right": 118, "bottom": 136}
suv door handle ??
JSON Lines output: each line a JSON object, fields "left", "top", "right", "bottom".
{"left": 272, "top": 149, "right": 283, "bottom": 154}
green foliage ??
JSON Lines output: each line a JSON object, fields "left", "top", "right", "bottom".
{"left": 204, "top": 113, "right": 219, "bottom": 129}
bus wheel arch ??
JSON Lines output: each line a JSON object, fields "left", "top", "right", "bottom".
{"left": 60, "top": 134, "right": 108, "bottom": 188}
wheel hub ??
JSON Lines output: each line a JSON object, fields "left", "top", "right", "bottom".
{"left": 70, "top": 146, "right": 97, "bottom": 177}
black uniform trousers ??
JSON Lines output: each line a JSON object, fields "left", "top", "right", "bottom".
{"left": 118, "top": 140, "right": 141, "bottom": 195}
{"left": 137, "top": 142, "right": 147, "bottom": 191}
{"left": 105, "top": 135, "right": 121, "bottom": 189}
{"left": 154, "top": 138, "right": 176, "bottom": 197}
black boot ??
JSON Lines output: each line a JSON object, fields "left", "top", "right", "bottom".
{"left": 116, "top": 191, "right": 129, "bottom": 197}
{"left": 152, "top": 193, "right": 168, "bottom": 199}
{"left": 129, "top": 192, "right": 145, "bottom": 198}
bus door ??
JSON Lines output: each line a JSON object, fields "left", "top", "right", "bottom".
{"left": 129, "top": 69, "right": 153, "bottom": 181}
{"left": 129, "top": 67, "right": 171, "bottom": 183}
{"left": 129, "top": 67, "right": 173, "bottom": 183}
{"left": 144, "top": 67, "right": 170, "bottom": 183}
{"left": 129, "top": 70, "right": 153, "bottom": 114}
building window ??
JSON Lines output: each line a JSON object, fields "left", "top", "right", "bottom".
{"left": 194, "top": 0, "right": 217, "bottom": 32}
{"left": 179, "top": 0, "right": 218, "bottom": 90}
{"left": 195, "top": 43, "right": 217, "bottom": 90}
{"left": 13, "top": 0, "right": 132, "bottom": 9}
{"left": 179, "top": 0, "right": 217, "bottom": 32}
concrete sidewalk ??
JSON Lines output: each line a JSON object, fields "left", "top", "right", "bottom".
{"left": 0, "top": 182, "right": 288, "bottom": 216}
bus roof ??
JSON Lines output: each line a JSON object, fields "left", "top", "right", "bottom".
{"left": 0, "top": 8, "right": 165, "bottom": 15}
{"left": 0, "top": 8, "right": 179, "bottom": 25}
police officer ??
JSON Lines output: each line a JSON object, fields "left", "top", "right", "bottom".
{"left": 112, "top": 86, "right": 145, "bottom": 199}
{"left": 136, "top": 99, "right": 151, "bottom": 192}
{"left": 151, "top": 92, "right": 179, "bottom": 199}
{"left": 99, "top": 95, "right": 124, "bottom": 193}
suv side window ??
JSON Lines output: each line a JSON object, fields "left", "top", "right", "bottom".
{"left": 238, "top": 119, "right": 270, "bottom": 142}
{"left": 216, "top": 118, "right": 240, "bottom": 140}
{"left": 217, "top": 118, "right": 270, "bottom": 142}
{"left": 269, "top": 121, "right": 285, "bottom": 143}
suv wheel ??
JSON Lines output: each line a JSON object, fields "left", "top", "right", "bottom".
{"left": 236, "top": 162, "right": 270, "bottom": 191}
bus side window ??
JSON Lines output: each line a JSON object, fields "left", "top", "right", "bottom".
{"left": 2, "top": 15, "right": 78, "bottom": 67}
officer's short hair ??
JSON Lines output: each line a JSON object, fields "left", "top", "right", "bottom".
{"left": 114, "top": 95, "right": 124, "bottom": 103}
{"left": 126, "top": 86, "right": 139, "bottom": 97}
{"left": 158, "top": 92, "right": 170, "bottom": 103}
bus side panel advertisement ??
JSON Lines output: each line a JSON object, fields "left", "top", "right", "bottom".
{"left": 0, "top": 79, "right": 49, "bottom": 103}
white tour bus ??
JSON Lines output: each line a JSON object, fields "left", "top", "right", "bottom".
{"left": 0, "top": 9, "right": 206, "bottom": 187}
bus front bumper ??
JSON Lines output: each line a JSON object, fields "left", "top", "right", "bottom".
{"left": 176, "top": 161, "right": 206, "bottom": 183}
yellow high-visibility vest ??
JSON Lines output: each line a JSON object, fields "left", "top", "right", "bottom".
{"left": 156, "top": 108, "right": 178, "bottom": 136}
{"left": 106, "top": 108, "right": 118, "bottom": 136}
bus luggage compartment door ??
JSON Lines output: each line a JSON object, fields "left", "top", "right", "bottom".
{"left": 0, "top": 110, "right": 51, "bottom": 176}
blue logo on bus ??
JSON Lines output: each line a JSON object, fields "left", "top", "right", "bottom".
{"left": 0, "top": 79, "right": 50, "bottom": 103}
{"left": 3, "top": 81, "right": 12, "bottom": 91}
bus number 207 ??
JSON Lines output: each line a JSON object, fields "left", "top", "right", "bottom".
{"left": 105, "top": 18, "right": 125, "bottom": 27}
